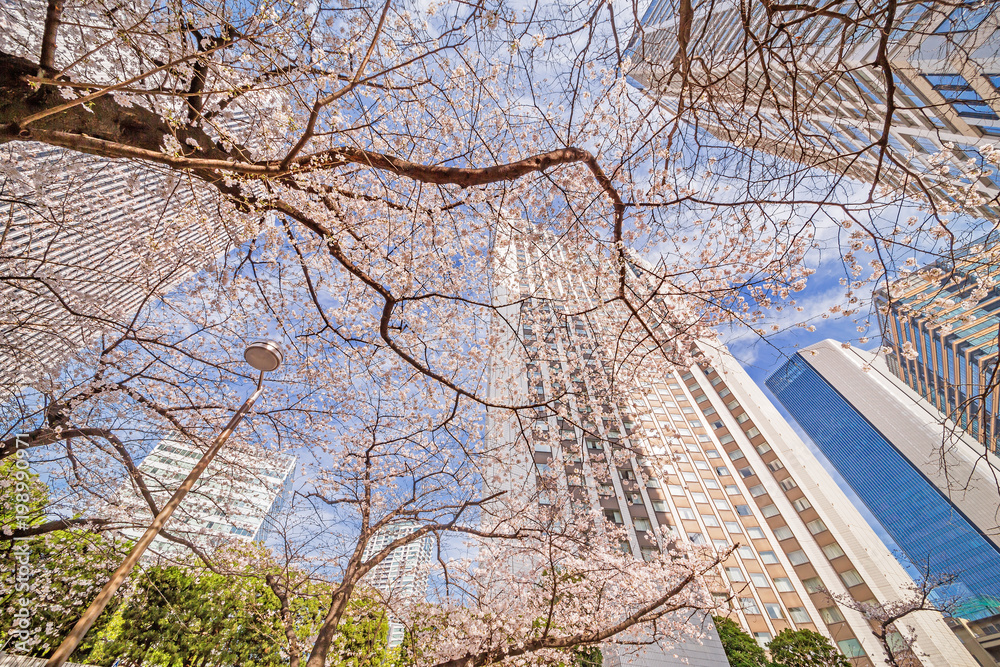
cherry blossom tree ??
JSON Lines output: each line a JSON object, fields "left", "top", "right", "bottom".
{"left": 830, "top": 566, "right": 961, "bottom": 667}
{"left": 2, "top": 0, "right": 999, "bottom": 663}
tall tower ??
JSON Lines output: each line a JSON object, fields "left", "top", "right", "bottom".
{"left": 486, "top": 230, "right": 973, "bottom": 666}
{"left": 875, "top": 233, "right": 1000, "bottom": 454}
{"left": 626, "top": 1, "right": 1000, "bottom": 218}
{"left": 767, "top": 339, "right": 1000, "bottom": 621}
{"left": 359, "top": 522, "right": 434, "bottom": 648}
{"left": 119, "top": 439, "right": 295, "bottom": 556}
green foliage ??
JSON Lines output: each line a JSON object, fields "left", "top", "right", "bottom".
{"left": 87, "top": 565, "right": 287, "bottom": 667}
{"left": 330, "top": 595, "right": 390, "bottom": 667}
{"left": 1, "top": 458, "right": 124, "bottom": 657}
{"left": 713, "top": 615, "right": 770, "bottom": 667}
{"left": 2, "top": 463, "right": 385, "bottom": 666}
{"left": 767, "top": 628, "right": 850, "bottom": 667}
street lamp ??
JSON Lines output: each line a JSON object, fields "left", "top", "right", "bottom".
{"left": 45, "top": 342, "right": 284, "bottom": 667}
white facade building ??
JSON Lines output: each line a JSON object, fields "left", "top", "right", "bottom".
{"left": 120, "top": 439, "right": 295, "bottom": 556}
{"left": 359, "top": 522, "right": 433, "bottom": 648}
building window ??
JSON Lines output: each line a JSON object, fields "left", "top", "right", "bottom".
{"left": 735, "top": 504, "right": 752, "bottom": 516}
{"left": 822, "top": 542, "right": 847, "bottom": 560}
{"left": 779, "top": 478, "right": 798, "bottom": 492}
{"left": 923, "top": 74, "right": 999, "bottom": 120}
{"left": 739, "top": 466, "right": 755, "bottom": 478}
{"left": 788, "top": 607, "right": 811, "bottom": 624}
{"left": 793, "top": 497, "right": 812, "bottom": 512}
{"left": 714, "top": 498, "right": 730, "bottom": 510}
{"left": 745, "top": 426, "right": 761, "bottom": 438}
{"left": 740, "top": 598, "right": 761, "bottom": 615}
{"left": 773, "top": 525, "right": 794, "bottom": 540}
{"left": 807, "top": 519, "right": 828, "bottom": 535}
{"left": 819, "top": 606, "right": 845, "bottom": 624}
{"left": 837, "top": 639, "right": 867, "bottom": 659}
{"left": 725, "top": 521, "right": 743, "bottom": 533}
{"left": 759, "top": 550, "right": 780, "bottom": 564}
{"left": 716, "top": 466, "right": 731, "bottom": 476}
{"left": 747, "top": 526, "right": 765, "bottom": 539}
{"left": 652, "top": 500, "right": 669, "bottom": 512}
{"left": 605, "top": 509, "right": 623, "bottom": 524}
{"left": 668, "top": 484, "right": 685, "bottom": 496}
{"left": 765, "top": 603, "right": 785, "bottom": 620}
{"left": 725, "top": 484, "right": 741, "bottom": 495}
{"left": 803, "top": 577, "right": 825, "bottom": 594}
{"left": 755, "top": 442, "right": 771, "bottom": 455}
{"left": 728, "top": 448, "right": 745, "bottom": 460}
{"left": 634, "top": 517, "right": 652, "bottom": 531}
{"left": 688, "top": 532, "right": 706, "bottom": 545}
{"left": 761, "top": 503, "right": 779, "bottom": 518}
{"left": 774, "top": 577, "right": 795, "bottom": 592}
{"left": 701, "top": 514, "right": 721, "bottom": 527}
{"left": 750, "top": 572, "right": 770, "bottom": 587}
{"left": 788, "top": 550, "right": 809, "bottom": 566}
{"left": 767, "top": 459, "right": 785, "bottom": 472}
{"left": 748, "top": 484, "right": 767, "bottom": 497}
{"left": 726, "top": 566, "right": 747, "bottom": 582}
{"left": 840, "top": 569, "right": 864, "bottom": 588}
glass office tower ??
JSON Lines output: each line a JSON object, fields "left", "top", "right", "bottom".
{"left": 875, "top": 233, "right": 1000, "bottom": 454}
{"left": 767, "top": 340, "right": 1000, "bottom": 621}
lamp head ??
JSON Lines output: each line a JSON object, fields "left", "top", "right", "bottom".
{"left": 244, "top": 340, "right": 283, "bottom": 372}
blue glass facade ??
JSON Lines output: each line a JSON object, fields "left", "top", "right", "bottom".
{"left": 767, "top": 355, "right": 1000, "bottom": 620}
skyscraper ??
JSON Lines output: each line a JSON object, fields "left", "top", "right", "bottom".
{"left": 875, "top": 233, "right": 1000, "bottom": 453}
{"left": 359, "top": 522, "right": 434, "bottom": 648}
{"left": 0, "top": 2, "right": 263, "bottom": 389}
{"left": 626, "top": 1, "right": 1000, "bottom": 219}
{"left": 486, "top": 231, "right": 973, "bottom": 665}
{"left": 0, "top": 141, "right": 234, "bottom": 389}
{"left": 767, "top": 339, "right": 1000, "bottom": 621}
{"left": 119, "top": 439, "right": 295, "bottom": 556}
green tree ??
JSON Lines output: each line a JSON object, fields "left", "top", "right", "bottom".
{"left": 768, "top": 628, "right": 850, "bottom": 667}
{"left": 92, "top": 565, "right": 287, "bottom": 667}
{"left": 329, "top": 595, "right": 390, "bottom": 667}
{"left": 713, "top": 615, "right": 769, "bottom": 667}
{"left": 1, "top": 458, "right": 124, "bottom": 657}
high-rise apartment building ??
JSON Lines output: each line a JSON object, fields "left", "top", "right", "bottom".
{"left": 875, "top": 233, "right": 1000, "bottom": 453}
{"left": 767, "top": 340, "right": 1000, "bottom": 621}
{"left": 120, "top": 439, "right": 295, "bottom": 556}
{"left": 359, "top": 522, "right": 434, "bottom": 647}
{"left": 627, "top": 1, "right": 1000, "bottom": 218}
{"left": 486, "top": 232, "right": 973, "bottom": 666}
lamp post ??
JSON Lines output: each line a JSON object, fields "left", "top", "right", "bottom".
{"left": 45, "top": 341, "right": 284, "bottom": 667}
